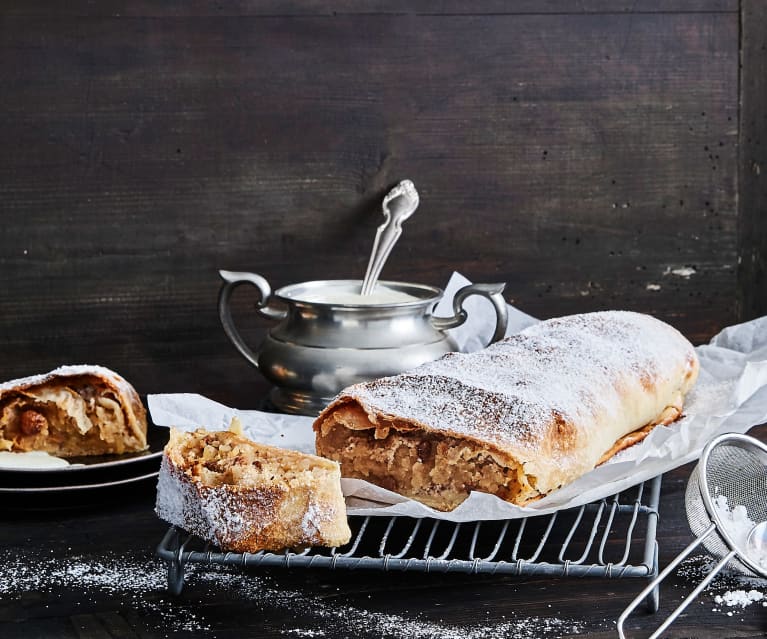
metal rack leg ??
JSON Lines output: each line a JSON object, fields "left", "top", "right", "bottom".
{"left": 645, "top": 542, "right": 660, "bottom": 613}
{"left": 165, "top": 527, "right": 187, "bottom": 596}
{"left": 168, "top": 557, "right": 186, "bottom": 596}
{"left": 645, "top": 583, "right": 660, "bottom": 613}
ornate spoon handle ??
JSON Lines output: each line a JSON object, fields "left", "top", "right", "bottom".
{"left": 361, "top": 180, "right": 419, "bottom": 296}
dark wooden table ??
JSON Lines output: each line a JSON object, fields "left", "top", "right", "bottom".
{"left": 2, "top": 426, "right": 766, "bottom": 639}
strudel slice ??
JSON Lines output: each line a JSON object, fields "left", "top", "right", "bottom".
{"left": 0, "top": 365, "right": 147, "bottom": 456}
{"left": 314, "top": 311, "right": 699, "bottom": 511}
{"left": 156, "top": 427, "right": 351, "bottom": 552}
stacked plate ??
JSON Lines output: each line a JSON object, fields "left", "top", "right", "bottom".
{"left": 1, "top": 424, "right": 168, "bottom": 508}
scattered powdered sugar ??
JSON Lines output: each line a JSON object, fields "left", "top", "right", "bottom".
{"left": 0, "top": 549, "right": 212, "bottom": 634}
{"left": 676, "top": 554, "right": 767, "bottom": 617}
{"left": 306, "top": 610, "right": 583, "bottom": 639}
{"left": 0, "top": 551, "right": 162, "bottom": 594}
{"left": 2, "top": 548, "right": 588, "bottom": 638}
{"left": 193, "top": 561, "right": 587, "bottom": 639}
{"left": 682, "top": 378, "right": 737, "bottom": 418}
{"left": 714, "top": 590, "right": 764, "bottom": 608}
{"left": 0, "top": 363, "right": 138, "bottom": 399}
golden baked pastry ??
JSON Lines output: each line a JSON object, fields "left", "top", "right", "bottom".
{"left": 155, "top": 427, "right": 351, "bottom": 553}
{"left": 0, "top": 365, "right": 147, "bottom": 456}
{"left": 314, "top": 311, "right": 699, "bottom": 511}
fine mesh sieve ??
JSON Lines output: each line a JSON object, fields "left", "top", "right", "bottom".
{"left": 686, "top": 437, "right": 767, "bottom": 578}
{"left": 618, "top": 433, "right": 767, "bottom": 639}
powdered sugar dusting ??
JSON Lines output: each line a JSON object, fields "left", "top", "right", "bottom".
{"left": 303, "top": 609, "right": 583, "bottom": 639}
{"left": 676, "top": 554, "right": 766, "bottom": 618}
{"left": 193, "top": 565, "right": 588, "bottom": 638}
{"left": 155, "top": 454, "right": 258, "bottom": 548}
{"left": 341, "top": 311, "right": 696, "bottom": 454}
{"left": 0, "top": 364, "right": 138, "bottom": 399}
{"left": 2, "top": 548, "right": 589, "bottom": 638}
{"left": 301, "top": 499, "right": 323, "bottom": 538}
{"left": 714, "top": 589, "right": 764, "bottom": 608}
{"left": 0, "top": 549, "right": 212, "bottom": 633}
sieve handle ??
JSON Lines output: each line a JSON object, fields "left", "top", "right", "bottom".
{"left": 618, "top": 523, "right": 735, "bottom": 639}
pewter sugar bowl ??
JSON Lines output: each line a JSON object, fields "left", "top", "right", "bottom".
{"left": 218, "top": 272, "right": 508, "bottom": 415}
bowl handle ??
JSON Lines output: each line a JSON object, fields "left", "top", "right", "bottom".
{"left": 430, "top": 283, "right": 508, "bottom": 346}
{"left": 218, "top": 270, "right": 287, "bottom": 368}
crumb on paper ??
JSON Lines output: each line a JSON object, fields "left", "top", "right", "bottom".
{"left": 228, "top": 415, "right": 243, "bottom": 436}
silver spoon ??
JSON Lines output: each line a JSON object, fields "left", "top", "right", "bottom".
{"left": 360, "top": 180, "right": 419, "bottom": 296}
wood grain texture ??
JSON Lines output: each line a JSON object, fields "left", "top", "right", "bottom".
{"left": 738, "top": 0, "right": 767, "bottom": 321}
{"left": 3, "top": 425, "right": 766, "bottom": 639}
{"left": 0, "top": 3, "right": 742, "bottom": 407}
{"left": 0, "top": 1, "right": 740, "bottom": 17}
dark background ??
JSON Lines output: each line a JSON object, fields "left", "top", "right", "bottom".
{"left": 2, "top": 4, "right": 767, "bottom": 638}
{"left": 1, "top": 0, "right": 764, "bottom": 408}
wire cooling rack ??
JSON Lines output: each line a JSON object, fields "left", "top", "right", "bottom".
{"left": 157, "top": 474, "right": 662, "bottom": 610}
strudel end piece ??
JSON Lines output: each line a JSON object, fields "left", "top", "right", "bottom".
{"left": 156, "top": 427, "right": 351, "bottom": 552}
{"left": 0, "top": 365, "right": 147, "bottom": 456}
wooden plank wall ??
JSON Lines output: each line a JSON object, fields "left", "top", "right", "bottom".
{"left": 0, "top": 1, "right": 755, "bottom": 407}
{"left": 739, "top": 0, "right": 767, "bottom": 321}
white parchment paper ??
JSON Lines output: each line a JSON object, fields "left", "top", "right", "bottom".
{"left": 148, "top": 273, "right": 767, "bottom": 522}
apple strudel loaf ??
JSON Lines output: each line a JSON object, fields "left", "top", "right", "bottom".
{"left": 314, "top": 311, "right": 699, "bottom": 511}
{"left": 0, "top": 365, "right": 147, "bottom": 456}
{"left": 155, "top": 427, "right": 351, "bottom": 552}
